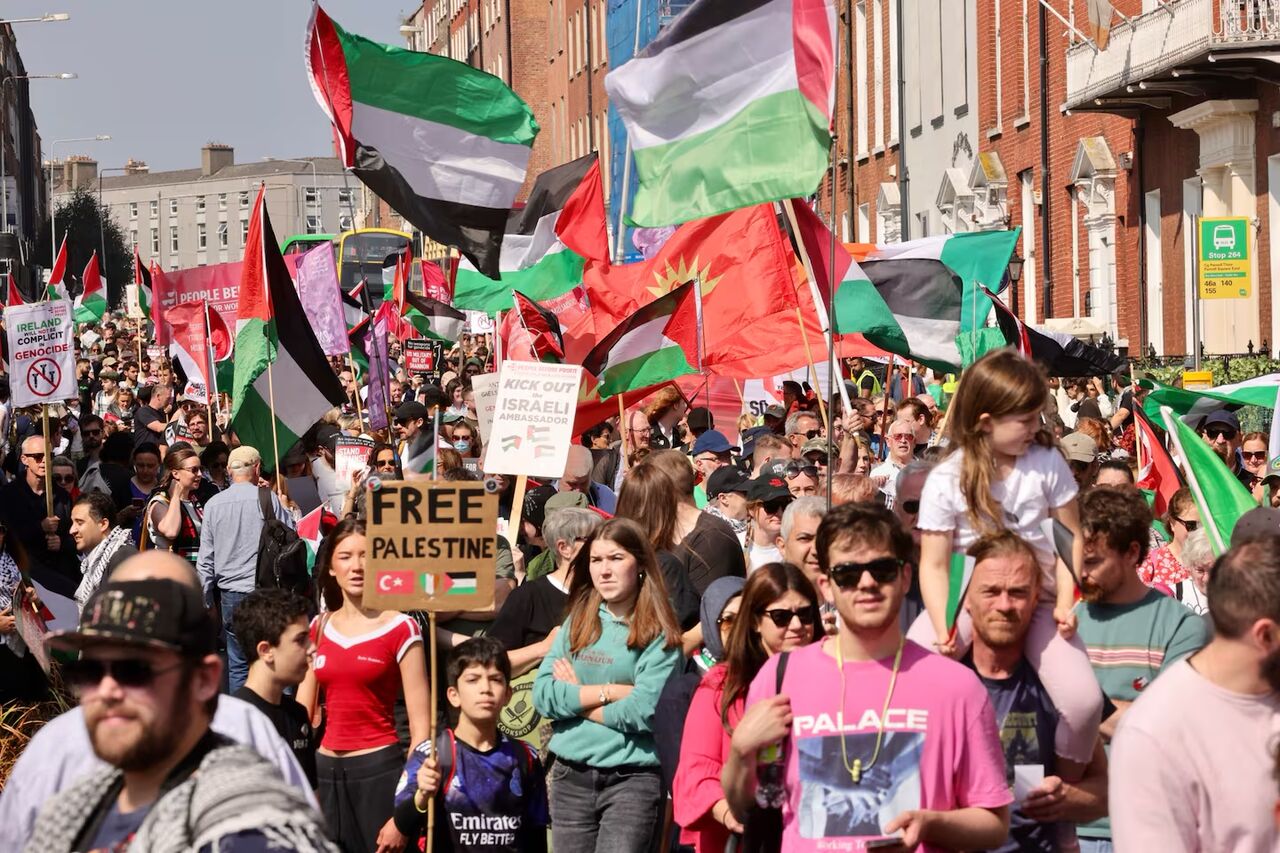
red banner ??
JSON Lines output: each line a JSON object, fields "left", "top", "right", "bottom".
{"left": 158, "top": 256, "right": 301, "bottom": 334}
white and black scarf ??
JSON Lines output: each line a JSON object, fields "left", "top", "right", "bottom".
{"left": 74, "top": 526, "right": 133, "bottom": 613}
{"left": 0, "top": 551, "right": 25, "bottom": 655}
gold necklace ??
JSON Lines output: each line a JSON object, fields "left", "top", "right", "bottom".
{"left": 835, "top": 633, "right": 905, "bottom": 785}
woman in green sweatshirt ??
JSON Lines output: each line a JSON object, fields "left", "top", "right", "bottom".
{"left": 533, "top": 517, "right": 683, "bottom": 853}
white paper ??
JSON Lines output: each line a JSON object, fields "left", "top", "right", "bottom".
{"left": 1013, "top": 764, "right": 1045, "bottom": 802}
{"left": 483, "top": 361, "right": 581, "bottom": 478}
{"left": 5, "top": 300, "right": 78, "bottom": 407}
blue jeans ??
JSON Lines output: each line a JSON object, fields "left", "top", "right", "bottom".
{"left": 220, "top": 588, "right": 250, "bottom": 694}
{"left": 548, "top": 760, "right": 663, "bottom": 853}
{"left": 1078, "top": 838, "right": 1113, "bottom": 853}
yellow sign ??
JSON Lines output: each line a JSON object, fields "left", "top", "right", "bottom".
{"left": 1182, "top": 370, "right": 1214, "bottom": 390}
{"left": 1198, "top": 217, "right": 1251, "bottom": 299}
{"left": 364, "top": 481, "right": 498, "bottom": 612}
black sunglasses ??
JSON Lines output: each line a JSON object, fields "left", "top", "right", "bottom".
{"left": 760, "top": 608, "right": 816, "bottom": 629}
{"left": 1174, "top": 516, "right": 1200, "bottom": 532}
{"left": 1244, "top": 450, "right": 1268, "bottom": 461}
{"left": 829, "top": 558, "right": 905, "bottom": 589}
{"left": 761, "top": 499, "right": 791, "bottom": 515}
{"left": 784, "top": 464, "right": 819, "bottom": 481}
{"left": 1205, "top": 427, "right": 1237, "bottom": 441}
{"left": 802, "top": 429, "right": 821, "bottom": 440}
{"left": 62, "top": 658, "right": 185, "bottom": 691}
{"left": 22, "top": 452, "right": 46, "bottom": 462}
{"left": 900, "top": 499, "right": 920, "bottom": 515}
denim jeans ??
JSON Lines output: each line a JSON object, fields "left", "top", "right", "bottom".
{"left": 220, "top": 588, "right": 250, "bottom": 694}
{"left": 1078, "top": 838, "right": 1113, "bottom": 853}
{"left": 548, "top": 760, "right": 663, "bottom": 853}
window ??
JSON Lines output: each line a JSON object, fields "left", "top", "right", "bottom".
{"left": 241, "top": 219, "right": 249, "bottom": 243}
{"left": 197, "top": 222, "right": 207, "bottom": 250}
{"left": 240, "top": 191, "right": 249, "bottom": 209}
{"left": 196, "top": 196, "right": 206, "bottom": 213}
{"left": 129, "top": 202, "right": 137, "bottom": 220}
{"left": 218, "top": 193, "right": 227, "bottom": 211}
{"left": 218, "top": 221, "right": 228, "bottom": 248}
{"left": 170, "top": 225, "right": 179, "bottom": 253}
{"left": 149, "top": 200, "right": 158, "bottom": 218}
{"left": 855, "top": 1, "right": 868, "bottom": 155}
{"left": 873, "top": 0, "right": 885, "bottom": 149}
{"left": 130, "top": 229, "right": 138, "bottom": 251}
{"left": 338, "top": 188, "right": 353, "bottom": 206}
{"left": 304, "top": 187, "right": 318, "bottom": 205}
{"left": 151, "top": 228, "right": 159, "bottom": 255}
{"left": 306, "top": 214, "right": 322, "bottom": 234}
{"left": 339, "top": 214, "right": 354, "bottom": 231}
{"left": 170, "top": 198, "right": 178, "bottom": 216}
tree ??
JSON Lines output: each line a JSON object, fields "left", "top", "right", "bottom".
{"left": 34, "top": 187, "right": 132, "bottom": 307}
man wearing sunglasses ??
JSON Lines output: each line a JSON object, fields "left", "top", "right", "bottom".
{"left": 784, "top": 411, "right": 822, "bottom": 459}
{"left": 23, "top": 559, "right": 332, "bottom": 852}
{"left": 871, "top": 421, "right": 917, "bottom": 509}
{"left": 723, "top": 504, "right": 1012, "bottom": 850}
{"left": 0, "top": 434, "right": 78, "bottom": 596}
{"left": 1198, "top": 410, "right": 1254, "bottom": 487}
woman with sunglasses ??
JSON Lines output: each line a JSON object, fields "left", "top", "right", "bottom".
{"left": 298, "top": 517, "right": 430, "bottom": 853}
{"left": 1137, "top": 487, "right": 1199, "bottom": 592}
{"left": 338, "top": 442, "right": 398, "bottom": 519}
{"left": 1241, "top": 431, "right": 1269, "bottom": 498}
{"left": 533, "top": 518, "right": 683, "bottom": 853}
{"left": 143, "top": 447, "right": 204, "bottom": 564}
{"left": 673, "top": 563, "right": 819, "bottom": 852}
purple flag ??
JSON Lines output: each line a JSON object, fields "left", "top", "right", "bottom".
{"left": 295, "top": 243, "right": 347, "bottom": 356}
{"left": 364, "top": 313, "right": 391, "bottom": 431}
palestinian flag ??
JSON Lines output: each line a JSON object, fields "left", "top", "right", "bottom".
{"left": 978, "top": 284, "right": 1126, "bottom": 376}
{"left": 296, "top": 506, "right": 328, "bottom": 575}
{"left": 401, "top": 292, "right": 465, "bottom": 343}
{"left": 344, "top": 279, "right": 371, "bottom": 336}
{"left": 401, "top": 427, "right": 440, "bottom": 476}
{"left": 604, "top": 0, "right": 836, "bottom": 227}
{"left": 424, "top": 571, "right": 477, "bottom": 597}
{"left": 5, "top": 272, "right": 22, "bottom": 306}
{"left": 582, "top": 280, "right": 699, "bottom": 397}
{"left": 73, "top": 252, "right": 108, "bottom": 324}
{"left": 1141, "top": 374, "right": 1280, "bottom": 425}
{"left": 836, "top": 231, "right": 1021, "bottom": 371}
{"left": 134, "top": 248, "right": 152, "bottom": 319}
{"left": 47, "top": 234, "right": 69, "bottom": 300}
{"left": 231, "top": 185, "right": 346, "bottom": 470}
{"left": 512, "top": 290, "right": 565, "bottom": 361}
{"left": 306, "top": 4, "right": 538, "bottom": 279}
{"left": 454, "top": 154, "right": 604, "bottom": 313}
{"left": 1134, "top": 406, "right": 1183, "bottom": 517}
{"left": 1160, "top": 405, "right": 1256, "bottom": 555}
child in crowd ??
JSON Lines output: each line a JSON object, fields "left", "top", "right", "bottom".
{"left": 229, "top": 587, "right": 318, "bottom": 788}
{"left": 394, "top": 637, "right": 549, "bottom": 853}
{"left": 911, "top": 349, "right": 1103, "bottom": 780}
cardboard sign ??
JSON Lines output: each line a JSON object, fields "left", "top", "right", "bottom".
{"left": 471, "top": 372, "right": 500, "bottom": 463}
{"left": 146, "top": 345, "right": 166, "bottom": 361}
{"left": 484, "top": 361, "right": 581, "bottom": 478}
{"left": 334, "top": 436, "right": 375, "bottom": 486}
{"left": 5, "top": 300, "right": 77, "bottom": 407}
{"left": 125, "top": 283, "right": 146, "bottom": 320}
{"left": 466, "top": 310, "right": 494, "bottom": 335}
{"left": 364, "top": 481, "right": 499, "bottom": 612}
{"left": 404, "top": 339, "right": 437, "bottom": 375}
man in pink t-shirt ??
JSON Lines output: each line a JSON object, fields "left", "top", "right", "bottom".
{"left": 723, "top": 503, "right": 1012, "bottom": 852}
{"left": 1110, "top": 535, "right": 1280, "bottom": 851}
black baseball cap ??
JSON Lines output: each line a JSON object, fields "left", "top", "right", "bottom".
{"left": 706, "top": 466, "right": 750, "bottom": 499}
{"left": 48, "top": 578, "right": 217, "bottom": 656}
{"left": 687, "top": 406, "right": 714, "bottom": 434}
{"left": 314, "top": 423, "right": 341, "bottom": 453}
{"left": 395, "top": 400, "right": 428, "bottom": 421}
{"left": 748, "top": 473, "right": 793, "bottom": 504}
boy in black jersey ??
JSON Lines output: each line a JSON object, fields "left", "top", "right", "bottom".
{"left": 394, "top": 637, "right": 549, "bottom": 853}
{"left": 230, "top": 588, "right": 317, "bottom": 787}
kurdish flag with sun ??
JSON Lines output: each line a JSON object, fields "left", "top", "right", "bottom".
{"left": 581, "top": 280, "right": 700, "bottom": 398}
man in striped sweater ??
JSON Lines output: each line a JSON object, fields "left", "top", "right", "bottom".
{"left": 1073, "top": 486, "right": 1210, "bottom": 852}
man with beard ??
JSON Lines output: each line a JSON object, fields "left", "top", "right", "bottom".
{"left": 1110, "top": 534, "right": 1280, "bottom": 850}
{"left": 723, "top": 504, "right": 1011, "bottom": 850}
{"left": 23, "top": 553, "right": 333, "bottom": 853}
{"left": 70, "top": 492, "right": 138, "bottom": 611}
{"left": 963, "top": 532, "right": 1108, "bottom": 852}
{"left": 1074, "top": 486, "right": 1208, "bottom": 852}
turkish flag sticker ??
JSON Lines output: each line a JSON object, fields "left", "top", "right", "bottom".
{"left": 377, "top": 570, "right": 417, "bottom": 595}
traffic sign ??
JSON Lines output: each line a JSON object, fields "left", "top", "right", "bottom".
{"left": 1198, "top": 216, "right": 1251, "bottom": 300}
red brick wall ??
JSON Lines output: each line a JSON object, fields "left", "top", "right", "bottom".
{"left": 509, "top": 0, "right": 553, "bottom": 199}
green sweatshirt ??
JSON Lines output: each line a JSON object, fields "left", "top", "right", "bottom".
{"left": 532, "top": 605, "right": 681, "bottom": 768}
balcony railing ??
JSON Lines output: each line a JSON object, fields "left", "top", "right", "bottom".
{"left": 1065, "top": 0, "right": 1280, "bottom": 110}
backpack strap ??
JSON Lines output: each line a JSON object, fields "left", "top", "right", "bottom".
{"left": 437, "top": 728, "right": 458, "bottom": 797}
{"left": 257, "top": 486, "right": 273, "bottom": 522}
{"left": 775, "top": 650, "right": 790, "bottom": 695}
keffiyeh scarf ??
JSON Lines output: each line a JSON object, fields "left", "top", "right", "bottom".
{"left": 0, "top": 551, "right": 25, "bottom": 655}
{"left": 75, "top": 525, "right": 133, "bottom": 612}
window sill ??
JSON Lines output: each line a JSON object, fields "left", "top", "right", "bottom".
{"left": 857, "top": 152, "right": 871, "bottom": 164}
{"left": 872, "top": 145, "right": 885, "bottom": 156}
{"left": 1014, "top": 114, "right": 1031, "bottom": 130}
{"left": 986, "top": 126, "right": 1003, "bottom": 141}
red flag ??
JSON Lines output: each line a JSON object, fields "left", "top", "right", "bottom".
{"left": 1134, "top": 406, "right": 1185, "bottom": 516}
{"left": 81, "top": 251, "right": 103, "bottom": 298}
{"left": 421, "top": 259, "right": 452, "bottom": 302}
{"left": 151, "top": 261, "right": 172, "bottom": 347}
{"left": 5, "top": 273, "right": 22, "bottom": 306}
{"left": 49, "top": 234, "right": 68, "bottom": 289}
{"left": 785, "top": 199, "right": 850, "bottom": 311}
{"left": 556, "top": 157, "right": 611, "bottom": 265}
{"left": 511, "top": 291, "right": 565, "bottom": 361}
{"left": 166, "top": 301, "right": 213, "bottom": 405}
{"left": 207, "top": 303, "right": 233, "bottom": 361}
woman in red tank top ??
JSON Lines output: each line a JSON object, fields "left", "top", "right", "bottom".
{"left": 298, "top": 517, "right": 430, "bottom": 853}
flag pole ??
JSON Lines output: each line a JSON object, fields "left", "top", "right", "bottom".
{"left": 618, "top": 395, "right": 630, "bottom": 469}
{"left": 794, "top": 306, "right": 829, "bottom": 435}
{"left": 265, "top": 352, "right": 282, "bottom": 495}
{"left": 880, "top": 354, "right": 894, "bottom": 461}
{"left": 347, "top": 352, "right": 365, "bottom": 426}
{"left": 204, "top": 303, "right": 215, "bottom": 438}
{"left": 426, "top": 605, "right": 438, "bottom": 851}
{"left": 1160, "top": 405, "right": 1225, "bottom": 554}
{"left": 732, "top": 378, "right": 746, "bottom": 412}
{"left": 41, "top": 404, "right": 53, "bottom": 517}
{"left": 1130, "top": 363, "right": 1144, "bottom": 474}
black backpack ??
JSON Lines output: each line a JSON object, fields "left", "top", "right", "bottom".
{"left": 254, "top": 488, "right": 311, "bottom": 597}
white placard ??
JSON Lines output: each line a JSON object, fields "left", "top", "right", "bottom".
{"left": 334, "top": 436, "right": 375, "bottom": 486}
{"left": 5, "top": 300, "right": 77, "bottom": 407}
{"left": 125, "top": 283, "right": 146, "bottom": 320}
{"left": 1013, "top": 764, "right": 1045, "bottom": 802}
{"left": 483, "top": 361, "right": 582, "bottom": 478}
{"left": 471, "top": 372, "right": 500, "bottom": 454}
{"left": 466, "top": 310, "right": 494, "bottom": 335}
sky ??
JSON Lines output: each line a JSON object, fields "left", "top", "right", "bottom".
{"left": 6, "top": 1, "right": 409, "bottom": 172}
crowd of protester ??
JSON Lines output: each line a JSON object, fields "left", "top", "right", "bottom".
{"left": 0, "top": 312, "right": 1278, "bottom": 852}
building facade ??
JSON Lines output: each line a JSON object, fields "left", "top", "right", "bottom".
{"left": 0, "top": 22, "right": 47, "bottom": 276}
{"left": 53, "top": 145, "right": 356, "bottom": 271}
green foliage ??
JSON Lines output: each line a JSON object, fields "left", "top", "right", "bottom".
{"left": 34, "top": 187, "right": 132, "bottom": 307}
{"left": 1133, "top": 355, "right": 1280, "bottom": 434}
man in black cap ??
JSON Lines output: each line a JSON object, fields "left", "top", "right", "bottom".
{"left": 394, "top": 399, "right": 429, "bottom": 459}
{"left": 1199, "top": 409, "right": 1251, "bottom": 486}
{"left": 705, "top": 466, "right": 751, "bottom": 545}
{"left": 685, "top": 406, "right": 714, "bottom": 446}
{"left": 310, "top": 423, "right": 348, "bottom": 514}
{"left": 744, "top": 472, "right": 793, "bottom": 572}
{"left": 27, "top": 567, "right": 334, "bottom": 852}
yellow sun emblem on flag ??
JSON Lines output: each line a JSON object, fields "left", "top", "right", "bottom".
{"left": 647, "top": 256, "right": 724, "bottom": 299}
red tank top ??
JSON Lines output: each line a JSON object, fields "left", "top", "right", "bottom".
{"left": 311, "top": 613, "right": 421, "bottom": 751}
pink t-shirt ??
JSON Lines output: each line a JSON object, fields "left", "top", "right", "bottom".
{"left": 1110, "top": 658, "right": 1280, "bottom": 851}
{"left": 746, "top": 639, "right": 1012, "bottom": 852}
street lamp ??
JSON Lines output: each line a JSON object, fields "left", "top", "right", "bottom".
{"left": 1006, "top": 252, "right": 1025, "bottom": 317}
{"left": 263, "top": 157, "right": 319, "bottom": 233}
{"left": 0, "top": 13, "right": 71, "bottom": 25}
{"left": 0, "top": 73, "right": 77, "bottom": 232}
{"left": 49, "top": 133, "right": 110, "bottom": 267}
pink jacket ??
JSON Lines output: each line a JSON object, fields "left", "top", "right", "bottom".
{"left": 672, "top": 664, "right": 742, "bottom": 852}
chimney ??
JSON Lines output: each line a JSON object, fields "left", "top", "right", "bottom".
{"left": 66, "top": 155, "right": 98, "bottom": 191}
{"left": 124, "top": 158, "right": 149, "bottom": 175}
{"left": 201, "top": 143, "right": 233, "bottom": 176}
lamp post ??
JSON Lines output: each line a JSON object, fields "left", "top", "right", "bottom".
{"left": 1007, "top": 252, "right": 1025, "bottom": 318}
{"left": 0, "top": 13, "right": 70, "bottom": 25}
{"left": 49, "top": 133, "right": 110, "bottom": 267}
{"left": 0, "top": 73, "right": 75, "bottom": 233}
{"left": 262, "top": 157, "right": 319, "bottom": 234}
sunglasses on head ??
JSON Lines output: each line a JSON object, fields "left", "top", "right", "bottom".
{"left": 1174, "top": 516, "right": 1200, "bottom": 532}
{"left": 62, "top": 657, "right": 185, "bottom": 692}
{"left": 1206, "top": 427, "right": 1237, "bottom": 441}
{"left": 760, "top": 607, "right": 816, "bottom": 629}
{"left": 828, "top": 557, "right": 904, "bottom": 589}
{"left": 784, "top": 463, "right": 819, "bottom": 481}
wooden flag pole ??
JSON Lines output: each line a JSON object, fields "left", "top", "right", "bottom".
{"left": 794, "top": 306, "right": 829, "bottom": 435}
{"left": 204, "top": 304, "right": 215, "bottom": 441}
{"left": 1129, "top": 363, "right": 1144, "bottom": 473}
{"left": 265, "top": 360, "right": 282, "bottom": 495}
{"left": 347, "top": 352, "right": 365, "bottom": 426}
{"left": 732, "top": 378, "right": 747, "bottom": 412}
{"left": 880, "top": 354, "right": 895, "bottom": 461}
{"left": 507, "top": 474, "right": 529, "bottom": 551}
{"left": 426, "top": 609, "right": 438, "bottom": 853}
{"left": 40, "top": 404, "right": 53, "bottom": 517}
{"left": 618, "top": 396, "right": 630, "bottom": 470}
{"left": 135, "top": 318, "right": 144, "bottom": 370}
